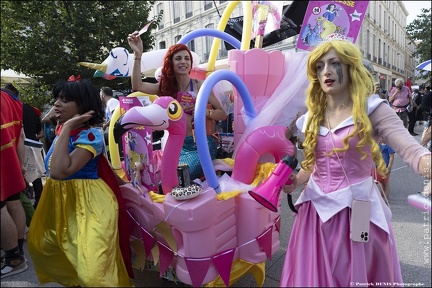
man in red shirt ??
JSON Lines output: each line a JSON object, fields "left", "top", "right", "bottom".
{"left": 1, "top": 84, "right": 28, "bottom": 278}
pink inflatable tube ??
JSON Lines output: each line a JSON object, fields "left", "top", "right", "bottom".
{"left": 231, "top": 125, "right": 295, "bottom": 184}
{"left": 195, "top": 70, "right": 257, "bottom": 193}
{"left": 407, "top": 193, "right": 431, "bottom": 212}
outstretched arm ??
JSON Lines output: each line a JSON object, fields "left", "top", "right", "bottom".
{"left": 127, "top": 32, "right": 160, "bottom": 95}
{"left": 370, "top": 102, "right": 431, "bottom": 178}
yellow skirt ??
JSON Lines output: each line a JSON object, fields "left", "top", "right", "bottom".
{"left": 27, "top": 178, "right": 132, "bottom": 287}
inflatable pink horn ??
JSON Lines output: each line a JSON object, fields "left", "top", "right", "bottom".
{"left": 249, "top": 155, "right": 298, "bottom": 212}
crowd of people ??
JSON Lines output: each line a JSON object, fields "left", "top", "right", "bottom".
{"left": 1, "top": 31, "right": 431, "bottom": 288}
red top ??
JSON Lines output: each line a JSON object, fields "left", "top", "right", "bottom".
{"left": 1, "top": 90, "right": 26, "bottom": 200}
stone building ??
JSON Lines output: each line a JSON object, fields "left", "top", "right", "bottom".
{"left": 148, "top": 1, "right": 416, "bottom": 91}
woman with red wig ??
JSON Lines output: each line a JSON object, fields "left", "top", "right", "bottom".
{"left": 127, "top": 33, "right": 227, "bottom": 180}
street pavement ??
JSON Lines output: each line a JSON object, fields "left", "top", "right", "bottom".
{"left": 2, "top": 127, "right": 431, "bottom": 287}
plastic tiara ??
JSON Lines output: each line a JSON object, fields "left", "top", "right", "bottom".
{"left": 323, "top": 33, "right": 353, "bottom": 43}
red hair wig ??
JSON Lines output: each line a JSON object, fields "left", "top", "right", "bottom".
{"left": 159, "top": 44, "right": 193, "bottom": 97}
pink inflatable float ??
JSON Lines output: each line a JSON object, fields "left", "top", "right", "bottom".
{"left": 117, "top": 93, "right": 290, "bottom": 286}
{"left": 106, "top": 1, "right": 311, "bottom": 283}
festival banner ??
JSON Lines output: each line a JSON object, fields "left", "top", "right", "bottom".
{"left": 296, "top": 1, "right": 369, "bottom": 51}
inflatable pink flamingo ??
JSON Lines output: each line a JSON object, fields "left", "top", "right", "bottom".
{"left": 118, "top": 97, "right": 186, "bottom": 194}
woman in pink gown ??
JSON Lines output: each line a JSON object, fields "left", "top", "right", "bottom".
{"left": 281, "top": 39, "right": 431, "bottom": 287}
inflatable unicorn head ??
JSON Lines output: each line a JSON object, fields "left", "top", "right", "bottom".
{"left": 79, "top": 47, "right": 200, "bottom": 80}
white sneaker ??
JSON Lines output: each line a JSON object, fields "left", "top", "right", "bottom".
{"left": 1, "top": 256, "right": 28, "bottom": 279}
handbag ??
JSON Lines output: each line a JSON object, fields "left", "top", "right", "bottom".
{"left": 371, "top": 166, "right": 389, "bottom": 206}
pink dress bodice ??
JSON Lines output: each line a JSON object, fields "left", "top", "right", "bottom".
{"left": 312, "top": 124, "right": 373, "bottom": 193}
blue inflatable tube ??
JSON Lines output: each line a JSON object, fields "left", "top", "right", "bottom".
{"left": 194, "top": 70, "right": 257, "bottom": 193}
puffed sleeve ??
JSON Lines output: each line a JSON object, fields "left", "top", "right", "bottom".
{"left": 296, "top": 111, "right": 309, "bottom": 142}
{"left": 369, "top": 101, "right": 430, "bottom": 174}
{"left": 72, "top": 128, "right": 104, "bottom": 158}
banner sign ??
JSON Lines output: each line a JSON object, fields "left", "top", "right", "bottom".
{"left": 119, "top": 96, "right": 157, "bottom": 191}
{"left": 296, "top": 1, "right": 369, "bottom": 51}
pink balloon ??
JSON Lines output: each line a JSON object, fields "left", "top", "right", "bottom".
{"left": 408, "top": 193, "right": 431, "bottom": 212}
{"left": 231, "top": 125, "right": 294, "bottom": 184}
{"left": 120, "top": 96, "right": 186, "bottom": 194}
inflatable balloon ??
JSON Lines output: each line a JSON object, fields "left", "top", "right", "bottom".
{"left": 194, "top": 70, "right": 257, "bottom": 193}
{"left": 154, "top": 67, "right": 162, "bottom": 82}
{"left": 118, "top": 97, "right": 186, "bottom": 194}
{"left": 177, "top": 28, "right": 241, "bottom": 50}
{"left": 231, "top": 125, "right": 295, "bottom": 184}
{"left": 408, "top": 193, "right": 431, "bottom": 212}
{"left": 79, "top": 47, "right": 200, "bottom": 80}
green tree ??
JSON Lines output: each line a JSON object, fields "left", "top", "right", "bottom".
{"left": 406, "top": 8, "right": 431, "bottom": 68}
{"left": 1, "top": 0, "right": 162, "bottom": 111}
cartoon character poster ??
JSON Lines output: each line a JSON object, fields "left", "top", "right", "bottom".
{"left": 119, "top": 96, "right": 157, "bottom": 191}
{"left": 296, "top": 1, "right": 369, "bottom": 51}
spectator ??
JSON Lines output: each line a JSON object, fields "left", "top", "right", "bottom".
{"left": 388, "top": 78, "right": 413, "bottom": 131}
{"left": 22, "top": 103, "right": 44, "bottom": 209}
{"left": 408, "top": 88, "right": 422, "bottom": 136}
{"left": 421, "top": 85, "right": 431, "bottom": 122}
{"left": 375, "top": 82, "right": 386, "bottom": 100}
{"left": 1, "top": 83, "right": 28, "bottom": 278}
{"left": 41, "top": 106, "right": 57, "bottom": 153}
{"left": 376, "top": 138, "right": 395, "bottom": 200}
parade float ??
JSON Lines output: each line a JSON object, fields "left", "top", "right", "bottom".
{"left": 78, "top": 1, "right": 375, "bottom": 285}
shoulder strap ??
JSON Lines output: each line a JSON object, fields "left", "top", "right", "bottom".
{"left": 189, "top": 79, "right": 194, "bottom": 92}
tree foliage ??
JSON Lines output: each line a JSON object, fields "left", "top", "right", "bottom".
{"left": 1, "top": 0, "right": 161, "bottom": 111}
{"left": 406, "top": 8, "right": 431, "bottom": 63}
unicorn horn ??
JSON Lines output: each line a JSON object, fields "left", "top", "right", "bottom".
{"left": 78, "top": 62, "right": 107, "bottom": 72}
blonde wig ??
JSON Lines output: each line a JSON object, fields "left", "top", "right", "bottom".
{"left": 301, "top": 40, "right": 387, "bottom": 177}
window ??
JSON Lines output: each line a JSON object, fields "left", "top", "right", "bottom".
{"left": 204, "top": 0, "right": 212, "bottom": 11}
{"left": 378, "top": 39, "right": 381, "bottom": 60}
{"left": 185, "top": 2, "right": 192, "bottom": 19}
{"left": 205, "top": 23, "right": 214, "bottom": 56}
{"left": 378, "top": 5, "right": 381, "bottom": 25}
{"left": 186, "top": 31, "right": 195, "bottom": 52}
{"left": 173, "top": 1, "right": 180, "bottom": 23}
{"left": 366, "top": 30, "right": 370, "bottom": 55}
{"left": 174, "top": 35, "right": 182, "bottom": 43}
{"left": 387, "top": 45, "right": 390, "bottom": 64}
{"left": 157, "top": 3, "right": 164, "bottom": 29}
{"left": 159, "top": 41, "right": 166, "bottom": 49}
{"left": 387, "top": 16, "right": 390, "bottom": 33}
{"left": 219, "top": 42, "right": 228, "bottom": 58}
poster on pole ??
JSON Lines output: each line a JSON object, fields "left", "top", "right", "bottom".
{"left": 296, "top": 1, "right": 369, "bottom": 51}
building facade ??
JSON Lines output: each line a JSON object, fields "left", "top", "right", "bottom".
{"left": 148, "top": 1, "right": 417, "bottom": 91}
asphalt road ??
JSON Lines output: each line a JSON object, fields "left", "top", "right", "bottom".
{"left": 2, "top": 127, "right": 431, "bottom": 287}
